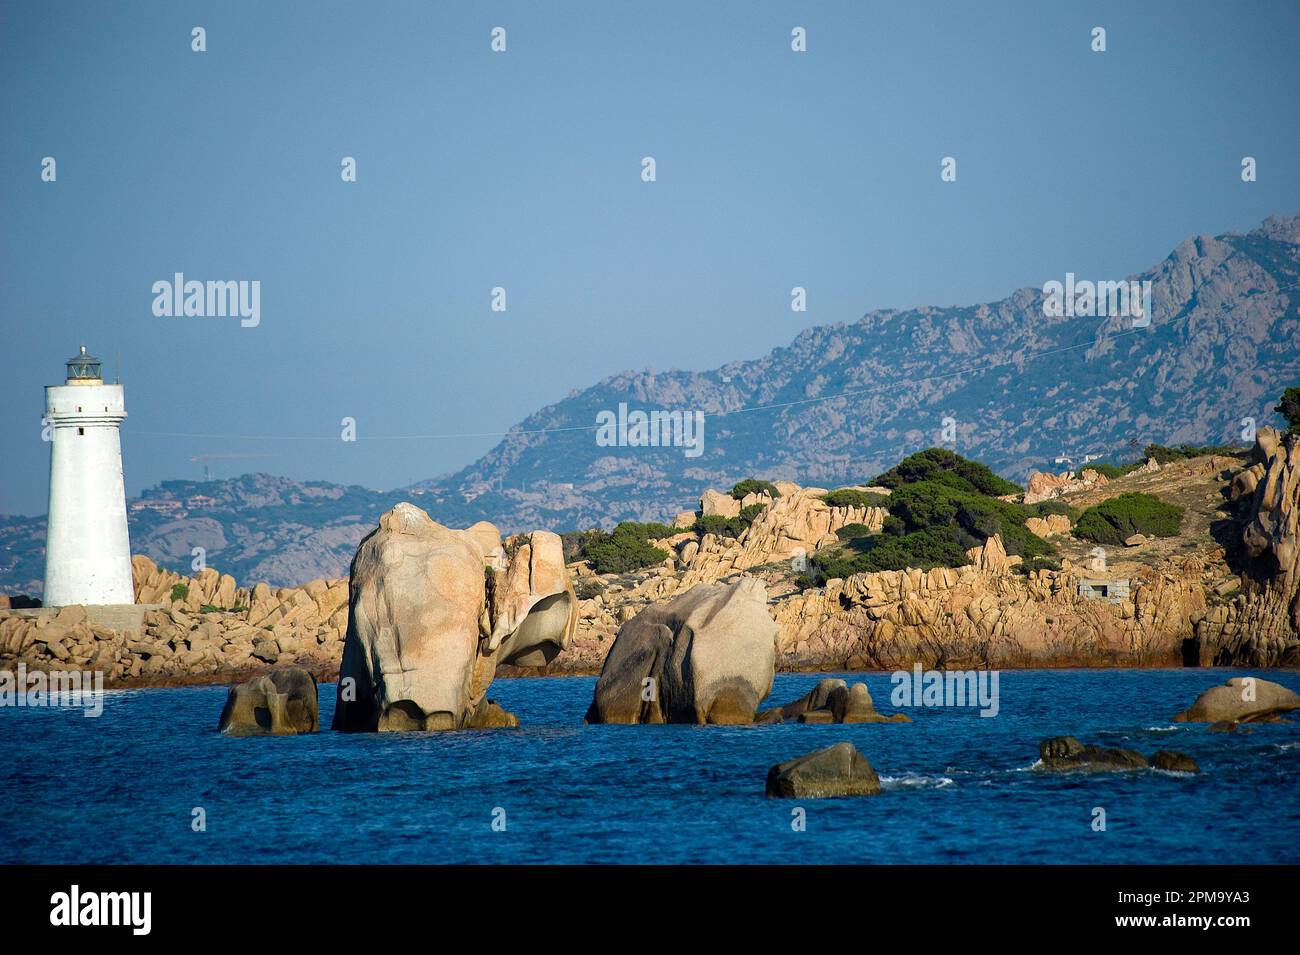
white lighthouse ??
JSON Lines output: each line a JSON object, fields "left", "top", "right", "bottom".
{"left": 42, "top": 346, "right": 135, "bottom": 607}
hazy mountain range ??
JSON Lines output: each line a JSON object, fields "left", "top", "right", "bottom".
{"left": 3, "top": 212, "right": 1297, "bottom": 593}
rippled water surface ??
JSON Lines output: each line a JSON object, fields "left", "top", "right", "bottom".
{"left": 2, "top": 669, "right": 1297, "bottom": 864}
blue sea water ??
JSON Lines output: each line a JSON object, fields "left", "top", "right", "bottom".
{"left": 1, "top": 669, "right": 1297, "bottom": 865}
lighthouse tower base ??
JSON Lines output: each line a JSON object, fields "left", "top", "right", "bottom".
{"left": 42, "top": 349, "right": 135, "bottom": 608}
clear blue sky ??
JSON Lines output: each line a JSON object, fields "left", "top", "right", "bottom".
{"left": 2, "top": 0, "right": 1298, "bottom": 514}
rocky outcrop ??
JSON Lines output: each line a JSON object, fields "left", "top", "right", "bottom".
{"left": 1172, "top": 676, "right": 1300, "bottom": 724}
{"left": 334, "top": 503, "right": 575, "bottom": 732}
{"left": 1224, "top": 429, "right": 1300, "bottom": 665}
{"left": 765, "top": 742, "right": 882, "bottom": 798}
{"left": 1037, "top": 736, "right": 1148, "bottom": 772}
{"left": 553, "top": 458, "right": 1276, "bottom": 673}
{"left": 585, "top": 578, "right": 777, "bottom": 724}
{"left": 757, "top": 677, "right": 908, "bottom": 724}
{"left": 1038, "top": 737, "right": 1202, "bottom": 773}
{"left": 1025, "top": 514, "right": 1072, "bottom": 538}
{"left": 1151, "top": 751, "right": 1199, "bottom": 773}
{"left": 217, "top": 667, "right": 318, "bottom": 736}
{"left": 769, "top": 556, "right": 1218, "bottom": 670}
{"left": 1024, "top": 468, "right": 1110, "bottom": 505}
{"left": 672, "top": 483, "right": 887, "bottom": 585}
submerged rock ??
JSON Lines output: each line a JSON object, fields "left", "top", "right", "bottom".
{"left": 1172, "top": 677, "right": 1300, "bottom": 724}
{"left": 585, "top": 578, "right": 777, "bottom": 725}
{"left": 765, "top": 742, "right": 882, "bottom": 798}
{"left": 1150, "top": 751, "right": 1199, "bottom": 773}
{"left": 1037, "top": 736, "right": 1148, "bottom": 772}
{"left": 1039, "top": 737, "right": 1203, "bottom": 774}
{"left": 218, "top": 667, "right": 318, "bottom": 736}
{"left": 757, "top": 678, "right": 909, "bottom": 724}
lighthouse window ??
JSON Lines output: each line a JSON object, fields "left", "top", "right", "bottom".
{"left": 78, "top": 428, "right": 84, "bottom": 435}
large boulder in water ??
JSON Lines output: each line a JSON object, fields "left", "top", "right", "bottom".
{"left": 218, "top": 667, "right": 318, "bottom": 736}
{"left": 333, "top": 503, "right": 576, "bottom": 732}
{"left": 585, "top": 578, "right": 777, "bottom": 724}
{"left": 766, "top": 742, "right": 882, "bottom": 798}
{"left": 1172, "top": 677, "right": 1300, "bottom": 724}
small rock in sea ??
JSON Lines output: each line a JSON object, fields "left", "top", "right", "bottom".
{"left": 217, "top": 666, "right": 318, "bottom": 736}
{"left": 765, "top": 741, "right": 881, "bottom": 798}
{"left": 1150, "top": 751, "right": 1199, "bottom": 773}
{"left": 1037, "top": 736, "right": 1147, "bottom": 772}
{"left": 758, "top": 678, "right": 910, "bottom": 725}
{"left": 464, "top": 699, "right": 520, "bottom": 729}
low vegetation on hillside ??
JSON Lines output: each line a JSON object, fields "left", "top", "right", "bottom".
{"left": 1086, "top": 443, "right": 1242, "bottom": 479}
{"left": 562, "top": 522, "right": 675, "bottom": 575}
{"left": 1072, "top": 492, "right": 1185, "bottom": 545}
{"left": 694, "top": 503, "right": 768, "bottom": 540}
{"left": 729, "top": 479, "right": 780, "bottom": 500}
{"left": 820, "top": 488, "right": 890, "bottom": 508}
{"left": 801, "top": 449, "right": 1051, "bottom": 585}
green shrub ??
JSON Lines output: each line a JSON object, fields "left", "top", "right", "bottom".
{"left": 694, "top": 514, "right": 747, "bottom": 538}
{"left": 561, "top": 529, "right": 604, "bottom": 563}
{"left": 1072, "top": 492, "right": 1184, "bottom": 545}
{"left": 812, "top": 529, "right": 971, "bottom": 578}
{"left": 694, "top": 504, "right": 767, "bottom": 540}
{"left": 886, "top": 480, "right": 1055, "bottom": 560}
{"left": 730, "top": 479, "right": 780, "bottom": 500}
{"left": 565, "top": 522, "right": 673, "bottom": 574}
{"left": 872, "top": 448, "right": 1022, "bottom": 496}
{"left": 198, "top": 602, "right": 247, "bottom": 614}
{"left": 835, "top": 523, "right": 875, "bottom": 541}
{"left": 1084, "top": 462, "right": 1140, "bottom": 480}
{"left": 1027, "top": 500, "right": 1078, "bottom": 520}
{"left": 821, "top": 488, "right": 891, "bottom": 508}
{"left": 170, "top": 582, "right": 189, "bottom": 602}
{"left": 1276, "top": 386, "right": 1300, "bottom": 437}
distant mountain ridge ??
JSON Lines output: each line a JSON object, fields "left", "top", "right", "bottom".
{"left": 412, "top": 211, "right": 1300, "bottom": 528}
{"left": 2, "top": 212, "right": 1298, "bottom": 592}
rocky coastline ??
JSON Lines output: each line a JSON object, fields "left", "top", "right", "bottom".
{"left": 3, "top": 429, "right": 1300, "bottom": 690}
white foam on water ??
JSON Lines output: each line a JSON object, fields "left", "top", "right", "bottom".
{"left": 880, "top": 773, "right": 954, "bottom": 790}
